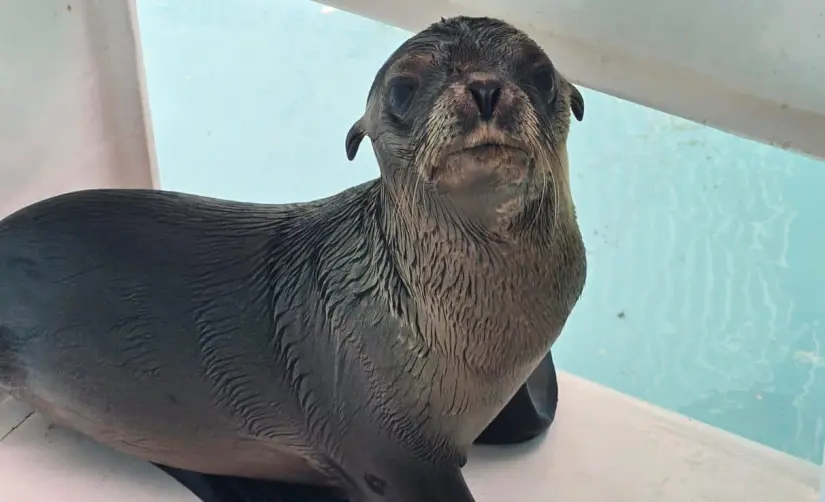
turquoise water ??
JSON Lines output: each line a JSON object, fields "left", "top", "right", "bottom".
{"left": 137, "top": 0, "right": 825, "bottom": 463}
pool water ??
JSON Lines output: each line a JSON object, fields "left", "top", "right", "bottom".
{"left": 137, "top": 0, "right": 825, "bottom": 463}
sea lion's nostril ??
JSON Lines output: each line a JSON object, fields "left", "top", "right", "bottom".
{"left": 467, "top": 80, "right": 502, "bottom": 121}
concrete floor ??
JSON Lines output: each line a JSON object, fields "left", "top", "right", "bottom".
{"left": 1, "top": 375, "right": 819, "bottom": 502}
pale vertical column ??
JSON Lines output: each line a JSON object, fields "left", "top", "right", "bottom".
{"left": 0, "top": 0, "right": 158, "bottom": 219}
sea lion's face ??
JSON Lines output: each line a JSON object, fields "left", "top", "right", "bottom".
{"left": 345, "top": 17, "right": 584, "bottom": 222}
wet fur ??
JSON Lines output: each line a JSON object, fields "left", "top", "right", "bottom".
{"left": 0, "top": 16, "right": 585, "bottom": 502}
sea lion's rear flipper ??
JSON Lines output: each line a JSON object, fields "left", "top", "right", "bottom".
{"left": 474, "top": 350, "right": 558, "bottom": 445}
{"left": 152, "top": 463, "right": 347, "bottom": 502}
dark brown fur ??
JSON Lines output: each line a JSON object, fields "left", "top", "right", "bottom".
{"left": 0, "top": 16, "right": 586, "bottom": 502}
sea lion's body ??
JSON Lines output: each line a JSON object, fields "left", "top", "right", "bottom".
{"left": 0, "top": 16, "right": 587, "bottom": 502}
{"left": 1, "top": 186, "right": 382, "bottom": 485}
{"left": 0, "top": 183, "right": 578, "bottom": 500}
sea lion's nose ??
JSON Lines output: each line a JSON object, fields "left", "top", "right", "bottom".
{"left": 467, "top": 80, "right": 502, "bottom": 121}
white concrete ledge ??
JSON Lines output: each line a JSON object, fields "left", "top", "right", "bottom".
{"left": 0, "top": 373, "right": 819, "bottom": 502}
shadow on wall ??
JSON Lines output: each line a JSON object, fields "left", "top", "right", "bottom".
{"left": 137, "top": 0, "right": 825, "bottom": 463}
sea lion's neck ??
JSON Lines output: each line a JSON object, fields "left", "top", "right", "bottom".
{"left": 368, "top": 180, "right": 584, "bottom": 446}
{"left": 303, "top": 180, "right": 582, "bottom": 453}
{"left": 375, "top": 181, "right": 585, "bottom": 375}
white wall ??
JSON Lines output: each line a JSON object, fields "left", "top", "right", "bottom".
{"left": 0, "top": 0, "right": 157, "bottom": 219}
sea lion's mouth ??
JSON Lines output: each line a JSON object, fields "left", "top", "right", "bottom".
{"left": 446, "top": 137, "right": 529, "bottom": 158}
{"left": 431, "top": 141, "right": 533, "bottom": 190}
{"left": 458, "top": 142, "right": 528, "bottom": 157}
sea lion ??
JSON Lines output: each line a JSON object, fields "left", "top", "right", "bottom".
{"left": 0, "top": 15, "right": 586, "bottom": 502}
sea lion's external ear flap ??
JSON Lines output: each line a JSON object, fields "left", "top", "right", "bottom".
{"left": 569, "top": 85, "right": 584, "bottom": 122}
{"left": 345, "top": 119, "right": 366, "bottom": 161}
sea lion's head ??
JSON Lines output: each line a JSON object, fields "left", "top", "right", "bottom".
{"left": 345, "top": 16, "right": 584, "bottom": 230}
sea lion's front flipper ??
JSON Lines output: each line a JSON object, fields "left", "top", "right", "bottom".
{"left": 152, "top": 463, "right": 347, "bottom": 502}
{"left": 346, "top": 458, "right": 474, "bottom": 502}
{"left": 474, "top": 350, "right": 558, "bottom": 445}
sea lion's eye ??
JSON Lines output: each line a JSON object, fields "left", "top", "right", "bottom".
{"left": 387, "top": 77, "right": 418, "bottom": 117}
{"left": 532, "top": 66, "right": 556, "bottom": 102}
